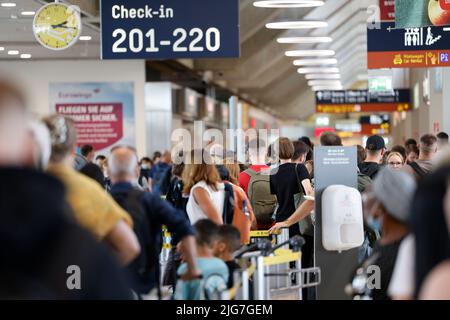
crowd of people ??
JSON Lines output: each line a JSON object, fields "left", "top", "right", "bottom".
{"left": 1, "top": 80, "right": 450, "bottom": 300}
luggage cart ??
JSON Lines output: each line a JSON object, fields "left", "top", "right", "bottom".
{"left": 234, "top": 232, "right": 321, "bottom": 300}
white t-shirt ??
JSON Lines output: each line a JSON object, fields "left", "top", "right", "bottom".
{"left": 388, "top": 235, "right": 415, "bottom": 299}
{"left": 186, "top": 181, "right": 225, "bottom": 225}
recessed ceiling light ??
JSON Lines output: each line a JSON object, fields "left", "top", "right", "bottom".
{"left": 277, "top": 37, "right": 332, "bottom": 44}
{"left": 7, "top": 50, "right": 19, "bottom": 55}
{"left": 79, "top": 36, "right": 92, "bottom": 41}
{"left": 21, "top": 11, "right": 35, "bottom": 16}
{"left": 297, "top": 67, "right": 340, "bottom": 74}
{"left": 305, "top": 74, "right": 341, "bottom": 80}
{"left": 312, "top": 85, "right": 343, "bottom": 91}
{"left": 254, "top": 0, "right": 324, "bottom": 8}
{"left": 20, "top": 53, "right": 31, "bottom": 59}
{"left": 0, "top": 47, "right": 4, "bottom": 51}
{"left": 293, "top": 58, "right": 338, "bottom": 66}
{"left": 1, "top": 3, "right": 16, "bottom": 7}
{"left": 308, "top": 80, "right": 342, "bottom": 86}
{"left": 266, "top": 21, "right": 328, "bottom": 29}
{"left": 285, "top": 50, "right": 335, "bottom": 57}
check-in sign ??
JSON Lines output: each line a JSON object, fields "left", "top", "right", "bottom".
{"left": 101, "top": 0, "right": 240, "bottom": 59}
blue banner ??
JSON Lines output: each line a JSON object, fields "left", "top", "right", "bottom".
{"left": 101, "top": 0, "right": 240, "bottom": 60}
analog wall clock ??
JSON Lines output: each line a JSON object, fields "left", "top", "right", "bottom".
{"left": 33, "top": 2, "right": 82, "bottom": 51}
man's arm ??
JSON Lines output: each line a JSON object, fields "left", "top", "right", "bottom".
{"left": 104, "top": 220, "right": 141, "bottom": 265}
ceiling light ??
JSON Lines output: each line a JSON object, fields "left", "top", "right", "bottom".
{"left": 266, "top": 21, "right": 328, "bottom": 29}
{"left": 254, "top": 0, "right": 324, "bottom": 8}
{"left": 79, "top": 36, "right": 92, "bottom": 41}
{"left": 297, "top": 67, "right": 340, "bottom": 74}
{"left": 312, "top": 85, "right": 343, "bottom": 91}
{"left": 277, "top": 36, "right": 332, "bottom": 44}
{"left": 7, "top": 50, "right": 19, "bottom": 55}
{"left": 285, "top": 49, "right": 335, "bottom": 57}
{"left": 1, "top": 3, "right": 16, "bottom": 8}
{"left": 293, "top": 58, "right": 337, "bottom": 66}
{"left": 20, "top": 53, "right": 31, "bottom": 59}
{"left": 0, "top": 47, "right": 4, "bottom": 51}
{"left": 20, "top": 11, "right": 35, "bottom": 16}
{"left": 305, "top": 74, "right": 341, "bottom": 80}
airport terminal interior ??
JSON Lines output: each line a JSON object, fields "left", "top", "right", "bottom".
{"left": 1, "top": 0, "right": 450, "bottom": 303}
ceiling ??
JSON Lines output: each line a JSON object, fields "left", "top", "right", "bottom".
{"left": 0, "top": 0, "right": 376, "bottom": 121}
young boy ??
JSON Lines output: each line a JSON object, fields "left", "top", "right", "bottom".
{"left": 175, "top": 220, "right": 229, "bottom": 300}
{"left": 214, "top": 225, "right": 242, "bottom": 289}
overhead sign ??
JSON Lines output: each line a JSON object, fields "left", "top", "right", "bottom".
{"left": 315, "top": 89, "right": 410, "bottom": 113}
{"left": 369, "top": 76, "right": 393, "bottom": 91}
{"left": 368, "top": 22, "right": 450, "bottom": 69}
{"left": 395, "top": 0, "right": 450, "bottom": 28}
{"left": 101, "top": 0, "right": 240, "bottom": 59}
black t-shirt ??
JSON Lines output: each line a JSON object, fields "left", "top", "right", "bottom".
{"left": 269, "top": 163, "right": 310, "bottom": 222}
{"left": 225, "top": 260, "right": 241, "bottom": 289}
{"left": 349, "top": 240, "right": 402, "bottom": 300}
{"left": 358, "top": 162, "right": 381, "bottom": 179}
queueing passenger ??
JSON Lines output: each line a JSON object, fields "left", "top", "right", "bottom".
{"left": 184, "top": 149, "right": 225, "bottom": 225}
{"left": 405, "top": 138, "right": 418, "bottom": 150}
{"left": 108, "top": 146, "right": 200, "bottom": 298}
{"left": 403, "top": 134, "right": 437, "bottom": 181}
{"left": 357, "top": 145, "right": 367, "bottom": 166}
{"left": 0, "top": 81, "right": 132, "bottom": 299}
{"left": 80, "top": 152, "right": 106, "bottom": 188}
{"left": 269, "top": 138, "right": 314, "bottom": 274}
{"left": 292, "top": 140, "right": 310, "bottom": 165}
{"left": 74, "top": 144, "right": 94, "bottom": 171}
{"left": 216, "top": 165, "right": 256, "bottom": 244}
{"left": 391, "top": 145, "right": 407, "bottom": 162}
{"left": 359, "top": 135, "right": 386, "bottom": 179}
{"left": 419, "top": 179, "right": 450, "bottom": 299}
{"left": 214, "top": 225, "right": 242, "bottom": 289}
{"left": 175, "top": 220, "right": 229, "bottom": 300}
{"left": 386, "top": 152, "right": 405, "bottom": 170}
{"left": 348, "top": 168, "right": 416, "bottom": 300}
{"left": 405, "top": 144, "right": 419, "bottom": 165}
{"left": 138, "top": 157, "right": 153, "bottom": 190}
{"left": 43, "top": 115, "right": 140, "bottom": 265}
{"left": 149, "top": 150, "right": 172, "bottom": 195}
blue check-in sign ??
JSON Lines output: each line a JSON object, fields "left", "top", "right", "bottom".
{"left": 100, "top": 0, "right": 240, "bottom": 60}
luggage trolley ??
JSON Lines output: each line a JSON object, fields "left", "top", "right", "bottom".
{"left": 234, "top": 229, "right": 321, "bottom": 300}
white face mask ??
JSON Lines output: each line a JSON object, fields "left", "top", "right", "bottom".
{"left": 141, "top": 164, "right": 150, "bottom": 170}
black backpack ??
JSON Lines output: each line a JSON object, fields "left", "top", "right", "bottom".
{"left": 408, "top": 162, "right": 427, "bottom": 180}
{"left": 222, "top": 182, "right": 235, "bottom": 225}
{"left": 152, "top": 164, "right": 172, "bottom": 196}
{"left": 112, "top": 189, "right": 157, "bottom": 294}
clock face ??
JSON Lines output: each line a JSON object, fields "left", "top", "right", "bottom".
{"left": 33, "top": 3, "right": 82, "bottom": 51}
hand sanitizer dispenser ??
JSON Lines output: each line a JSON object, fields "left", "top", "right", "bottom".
{"left": 322, "top": 185, "right": 364, "bottom": 252}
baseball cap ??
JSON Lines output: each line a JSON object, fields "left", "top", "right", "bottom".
{"left": 366, "top": 135, "right": 386, "bottom": 151}
{"left": 372, "top": 168, "right": 417, "bottom": 223}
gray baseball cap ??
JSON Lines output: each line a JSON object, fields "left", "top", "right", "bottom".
{"left": 372, "top": 168, "right": 417, "bottom": 223}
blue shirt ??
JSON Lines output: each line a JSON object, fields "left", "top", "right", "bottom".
{"left": 175, "top": 257, "right": 229, "bottom": 300}
{"left": 110, "top": 182, "right": 194, "bottom": 293}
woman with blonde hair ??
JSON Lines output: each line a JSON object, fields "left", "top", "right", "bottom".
{"left": 183, "top": 149, "right": 225, "bottom": 225}
{"left": 386, "top": 151, "right": 405, "bottom": 170}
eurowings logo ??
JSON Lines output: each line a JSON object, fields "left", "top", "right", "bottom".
{"left": 58, "top": 88, "right": 101, "bottom": 99}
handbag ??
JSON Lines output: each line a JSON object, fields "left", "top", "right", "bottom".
{"left": 293, "top": 164, "right": 314, "bottom": 236}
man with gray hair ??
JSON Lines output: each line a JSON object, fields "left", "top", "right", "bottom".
{"left": 109, "top": 146, "right": 200, "bottom": 298}
{"left": 403, "top": 133, "right": 438, "bottom": 181}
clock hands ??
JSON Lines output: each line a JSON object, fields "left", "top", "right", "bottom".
{"left": 51, "top": 21, "right": 77, "bottom": 30}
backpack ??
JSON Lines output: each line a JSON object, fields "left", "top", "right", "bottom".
{"left": 222, "top": 182, "right": 235, "bottom": 225}
{"left": 244, "top": 169, "right": 277, "bottom": 225}
{"left": 152, "top": 164, "right": 171, "bottom": 196}
{"left": 111, "top": 189, "right": 157, "bottom": 294}
{"left": 228, "top": 183, "right": 255, "bottom": 244}
{"left": 357, "top": 173, "right": 372, "bottom": 193}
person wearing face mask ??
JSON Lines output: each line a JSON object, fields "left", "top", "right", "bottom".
{"left": 138, "top": 157, "right": 152, "bottom": 191}
{"left": 348, "top": 168, "right": 417, "bottom": 300}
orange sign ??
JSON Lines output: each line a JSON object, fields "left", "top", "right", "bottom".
{"left": 368, "top": 50, "right": 450, "bottom": 69}
{"left": 316, "top": 103, "right": 410, "bottom": 114}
